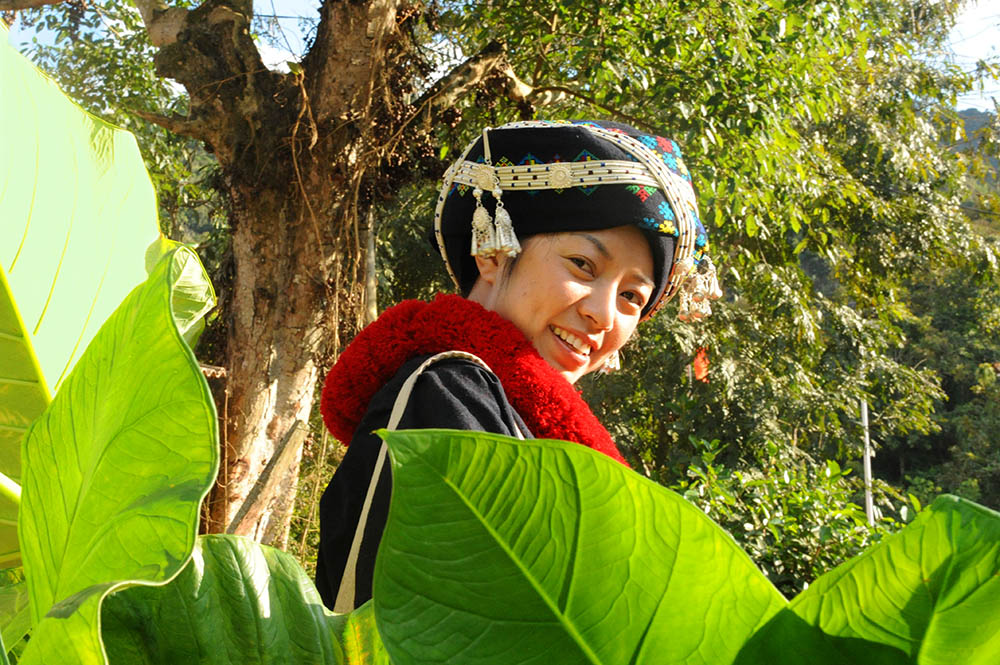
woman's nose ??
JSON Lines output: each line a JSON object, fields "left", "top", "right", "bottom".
{"left": 579, "top": 285, "right": 615, "bottom": 331}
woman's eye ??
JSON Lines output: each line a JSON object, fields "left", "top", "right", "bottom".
{"left": 568, "top": 257, "right": 593, "bottom": 273}
{"left": 621, "top": 291, "right": 647, "bottom": 307}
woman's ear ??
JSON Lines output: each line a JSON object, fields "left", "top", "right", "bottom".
{"left": 467, "top": 254, "right": 505, "bottom": 308}
{"left": 473, "top": 253, "right": 502, "bottom": 286}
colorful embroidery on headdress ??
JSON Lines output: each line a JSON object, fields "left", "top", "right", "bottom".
{"left": 640, "top": 217, "right": 678, "bottom": 236}
{"left": 658, "top": 201, "right": 674, "bottom": 221}
{"left": 626, "top": 185, "right": 657, "bottom": 202}
{"left": 638, "top": 135, "right": 658, "bottom": 150}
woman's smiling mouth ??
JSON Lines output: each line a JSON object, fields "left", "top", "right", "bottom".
{"left": 551, "top": 325, "right": 592, "bottom": 356}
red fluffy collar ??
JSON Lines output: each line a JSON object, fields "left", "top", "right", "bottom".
{"left": 321, "top": 294, "right": 627, "bottom": 465}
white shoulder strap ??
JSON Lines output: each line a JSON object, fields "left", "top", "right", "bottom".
{"left": 333, "top": 351, "right": 522, "bottom": 612}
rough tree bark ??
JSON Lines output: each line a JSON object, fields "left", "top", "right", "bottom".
{"left": 115, "top": 0, "right": 526, "bottom": 546}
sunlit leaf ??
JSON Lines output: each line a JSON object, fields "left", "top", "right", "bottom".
{"left": 0, "top": 568, "right": 29, "bottom": 658}
{"left": 736, "top": 495, "right": 1000, "bottom": 664}
{"left": 375, "top": 428, "right": 786, "bottom": 664}
{"left": 17, "top": 248, "right": 217, "bottom": 665}
{"left": 0, "top": 21, "right": 162, "bottom": 567}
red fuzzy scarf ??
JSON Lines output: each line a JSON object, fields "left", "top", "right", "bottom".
{"left": 321, "top": 294, "right": 627, "bottom": 465}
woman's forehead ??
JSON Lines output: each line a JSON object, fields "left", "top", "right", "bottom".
{"left": 530, "top": 228, "right": 654, "bottom": 281}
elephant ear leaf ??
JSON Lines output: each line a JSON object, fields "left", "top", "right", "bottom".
{"left": 102, "top": 534, "right": 390, "bottom": 665}
{"left": 17, "top": 247, "right": 218, "bottom": 665}
{"left": 0, "top": 22, "right": 163, "bottom": 569}
{"left": 0, "top": 569, "right": 30, "bottom": 658}
{"left": 374, "top": 428, "right": 787, "bottom": 665}
{"left": 735, "top": 495, "right": 1000, "bottom": 665}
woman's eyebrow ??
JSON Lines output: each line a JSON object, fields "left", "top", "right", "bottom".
{"left": 572, "top": 232, "right": 654, "bottom": 286}
{"left": 573, "top": 232, "right": 611, "bottom": 258}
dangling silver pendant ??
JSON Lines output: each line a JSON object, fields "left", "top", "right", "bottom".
{"left": 493, "top": 206, "right": 521, "bottom": 258}
{"left": 471, "top": 204, "right": 497, "bottom": 256}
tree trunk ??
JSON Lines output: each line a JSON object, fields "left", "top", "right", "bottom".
{"left": 132, "top": 0, "right": 520, "bottom": 547}
{"left": 206, "top": 183, "right": 359, "bottom": 544}
{"left": 128, "top": 0, "right": 385, "bottom": 544}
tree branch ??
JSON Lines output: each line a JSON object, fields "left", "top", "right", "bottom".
{"left": 413, "top": 44, "right": 656, "bottom": 134}
{"left": 370, "top": 41, "right": 514, "bottom": 159}
{"left": 132, "top": 108, "right": 209, "bottom": 141}
{"left": 0, "top": 0, "right": 65, "bottom": 10}
{"left": 412, "top": 40, "right": 509, "bottom": 110}
{"left": 133, "top": 0, "right": 188, "bottom": 47}
{"left": 526, "top": 85, "right": 660, "bottom": 133}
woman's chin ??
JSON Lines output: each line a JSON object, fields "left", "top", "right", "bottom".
{"left": 538, "top": 341, "right": 591, "bottom": 384}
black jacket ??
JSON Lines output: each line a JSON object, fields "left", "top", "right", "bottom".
{"left": 315, "top": 354, "right": 530, "bottom": 611}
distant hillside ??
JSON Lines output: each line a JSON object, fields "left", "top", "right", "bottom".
{"left": 958, "top": 108, "right": 998, "bottom": 168}
{"left": 958, "top": 109, "right": 1000, "bottom": 239}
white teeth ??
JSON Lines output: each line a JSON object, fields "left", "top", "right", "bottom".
{"left": 552, "top": 326, "right": 590, "bottom": 355}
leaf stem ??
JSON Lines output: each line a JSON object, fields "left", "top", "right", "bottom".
{"left": 0, "top": 471, "right": 21, "bottom": 507}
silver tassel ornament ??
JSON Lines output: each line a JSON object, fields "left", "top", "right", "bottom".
{"left": 470, "top": 187, "right": 497, "bottom": 256}
{"left": 493, "top": 200, "right": 520, "bottom": 257}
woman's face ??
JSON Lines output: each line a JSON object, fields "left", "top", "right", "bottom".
{"left": 475, "top": 225, "right": 654, "bottom": 384}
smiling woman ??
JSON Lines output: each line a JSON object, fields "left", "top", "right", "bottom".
{"left": 314, "top": 120, "right": 721, "bottom": 613}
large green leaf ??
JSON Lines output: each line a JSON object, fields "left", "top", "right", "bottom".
{"left": 16, "top": 247, "right": 217, "bottom": 665}
{"left": 0, "top": 22, "right": 162, "bottom": 566}
{"left": 102, "top": 534, "right": 390, "bottom": 665}
{"left": 735, "top": 495, "right": 1000, "bottom": 665}
{"left": 0, "top": 568, "right": 29, "bottom": 656}
{"left": 374, "top": 428, "right": 787, "bottom": 664}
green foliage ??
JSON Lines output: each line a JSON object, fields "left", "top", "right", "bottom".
{"left": 883, "top": 247, "right": 1000, "bottom": 509}
{"left": 669, "top": 437, "right": 903, "bottom": 597}
{"left": 374, "top": 184, "right": 452, "bottom": 305}
{"left": 103, "top": 535, "right": 389, "bottom": 664}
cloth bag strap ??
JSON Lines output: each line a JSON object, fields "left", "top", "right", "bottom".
{"left": 333, "top": 351, "right": 521, "bottom": 612}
